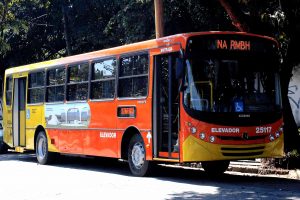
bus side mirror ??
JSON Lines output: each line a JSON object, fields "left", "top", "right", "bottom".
{"left": 176, "top": 58, "right": 184, "bottom": 79}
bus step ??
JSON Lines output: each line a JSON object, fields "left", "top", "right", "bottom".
{"left": 15, "top": 146, "right": 25, "bottom": 153}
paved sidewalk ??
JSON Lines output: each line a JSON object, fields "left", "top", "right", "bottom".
{"left": 227, "top": 160, "right": 300, "bottom": 180}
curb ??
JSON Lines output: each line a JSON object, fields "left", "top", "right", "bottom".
{"left": 227, "top": 165, "right": 290, "bottom": 175}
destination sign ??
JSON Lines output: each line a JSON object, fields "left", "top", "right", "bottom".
{"left": 186, "top": 34, "right": 278, "bottom": 57}
{"left": 117, "top": 106, "right": 136, "bottom": 118}
{"left": 216, "top": 39, "right": 251, "bottom": 51}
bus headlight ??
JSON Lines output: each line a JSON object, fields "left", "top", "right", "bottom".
{"left": 279, "top": 127, "right": 284, "bottom": 132}
{"left": 209, "top": 136, "right": 215, "bottom": 143}
{"left": 275, "top": 131, "right": 280, "bottom": 138}
{"left": 199, "top": 133, "right": 206, "bottom": 140}
{"left": 269, "top": 134, "right": 275, "bottom": 141}
{"left": 190, "top": 127, "right": 197, "bottom": 134}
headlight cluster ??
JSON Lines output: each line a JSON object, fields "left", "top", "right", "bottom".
{"left": 269, "top": 126, "right": 283, "bottom": 142}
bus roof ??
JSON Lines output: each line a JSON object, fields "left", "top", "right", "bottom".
{"left": 5, "top": 31, "right": 277, "bottom": 75}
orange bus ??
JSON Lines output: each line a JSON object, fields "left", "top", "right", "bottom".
{"left": 2, "top": 32, "right": 284, "bottom": 176}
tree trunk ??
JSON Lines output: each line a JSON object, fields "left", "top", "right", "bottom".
{"left": 61, "top": 1, "right": 72, "bottom": 56}
{"left": 154, "top": 0, "right": 164, "bottom": 38}
{"left": 218, "top": 0, "right": 249, "bottom": 32}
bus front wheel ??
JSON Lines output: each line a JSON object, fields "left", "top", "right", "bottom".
{"left": 36, "top": 131, "right": 55, "bottom": 165}
{"left": 201, "top": 160, "right": 230, "bottom": 175}
{"left": 128, "top": 134, "right": 151, "bottom": 176}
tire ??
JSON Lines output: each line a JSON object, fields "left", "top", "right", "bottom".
{"left": 201, "top": 160, "right": 230, "bottom": 175}
{"left": 0, "top": 142, "right": 8, "bottom": 154}
{"left": 128, "top": 134, "right": 151, "bottom": 177}
{"left": 36, "top": 131, "right": 55, "bottom": 165}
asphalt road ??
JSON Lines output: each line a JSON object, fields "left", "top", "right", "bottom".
{"left": 0, "top": 152, "right": 299, "bottom": 200}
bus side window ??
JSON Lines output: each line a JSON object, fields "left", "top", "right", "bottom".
{"left": 67, "top": 63, "right": 89, "bottom": 101}
{"left": 5, "top": 76, "right": 13, "bottom": 106}
{"left": 90, "top": 58, "right": 116, "bottom": 99}
{"left": 46, "top": 67, "right": 66, "bottom": 102}
{"left": 118, "top": 53, "right": 149, "bottom": 98}
{"left": 28, "top": 71, "right": 45, "bottom": 104}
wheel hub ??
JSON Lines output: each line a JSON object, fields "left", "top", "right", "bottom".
{"left": 37, "top": 137, "right": 46, "bottom": 159}
{"left": 131, "top": 142, "right": 145, "bottom": 169}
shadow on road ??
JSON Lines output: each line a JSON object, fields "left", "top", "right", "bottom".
{"left": 1, "top": 152, "right": 300, "bottom": 199}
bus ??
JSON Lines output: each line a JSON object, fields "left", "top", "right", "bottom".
{"left": 2, "top": 32, "right": 283, "bottom": 176}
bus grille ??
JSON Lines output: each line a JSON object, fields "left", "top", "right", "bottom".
{"left": 221, "top": 146, "right": 265, "bottom": 157}
{"left": 217, "top": 135, "right": 266, "bottom": 141}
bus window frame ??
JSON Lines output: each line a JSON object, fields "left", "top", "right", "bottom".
{"left": 27, "top": 69, "right": 46, "bottom": 105}
{"left": 66, "top": 61, "right": 89, "bottom": 102}
{"left": 90, "top": 56, "right": 117, "bottom": 102}
{"left": 45, "top": 65, "right": 66, "bottom": 103}
{"left": 117, "top": 51, "right": 150, "bottom": 100}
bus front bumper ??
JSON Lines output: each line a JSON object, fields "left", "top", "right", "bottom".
{"left": 182, "top": 134, "right": 284, "bottom": 162}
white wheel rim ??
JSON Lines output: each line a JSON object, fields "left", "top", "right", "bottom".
{"left": 37, "top": 136, "right": 46, "bottom": 159}
{"left": 131, "top": 142, "right": 145, "bottom": 169}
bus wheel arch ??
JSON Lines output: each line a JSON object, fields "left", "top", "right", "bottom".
{"left": 34, "top": 125, "right": 46, "bottom": 151}
{"left": 34, "top": 126, "right": 55, "bottom": 165}
{"left": 121, "top": 127, "right": 152, "bottom": 176}
{"left": 121, "top": 126, "right": 141, "bottom": 160}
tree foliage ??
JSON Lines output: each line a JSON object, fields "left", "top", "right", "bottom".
{"left": 1, "top": 0, "right": 233, "bottom": 68}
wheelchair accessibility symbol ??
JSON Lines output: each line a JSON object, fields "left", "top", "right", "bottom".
{"left": 234, "top": 101, "right": 244, "bottom": 112}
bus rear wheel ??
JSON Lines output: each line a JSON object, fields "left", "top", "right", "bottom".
{"left": 0, "top": 142, "right": 8, "bottom": 154}
{"left": 36, "top": 131, "right": 55, "bottom": 165}
{"left": 201, "top": 160, "right": 230, "bottom": 175}
{"left": 128, "top": 134, "right": 151, "bottom": 176}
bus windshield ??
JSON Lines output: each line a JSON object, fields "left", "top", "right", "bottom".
{"left": 183, "top": 35, "right": 282, "bottom": 115}
{"left": 183, "top": 57, "right": 282, "bottom": 113}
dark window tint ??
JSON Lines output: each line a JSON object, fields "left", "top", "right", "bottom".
{"left": 5, "top": 76, "right": 13, "bottom": 106}
{"left": 118, "top": 77, "right": 148, "bottom": 97}
{"left": 47, "top": 68, "right": 65, "bottom": 85}
{"left": 29, "top": 71, "right": 45, "bottom": 87}
{"left": 28, "top": 71, "right": 45, "bottom": 104}
{"left": 118, "top": 53, "right": 149, "bottom": 98}
{"left": 46, "top": 67, "right": 66, "bottom": 102}
{"left": 47, "top": 86, "right": 65, "bottom": 102}
{"left": 67, "top": 83, "right": 88, "bottom": 101}
{"left": 91, "top": 58, "right": 116, "bottom": 99}
{"left": 119, "top": 54, "right": 148, "bottom": 77}
{"left": 28, "top": 88, "right": 44, "bottom": 104}
{"left": 68, "top": 63, "right": 89, "bottom": 83}
{"left": 91, "top": 80, "right": 115, "bottom": 99}
{"left": 67, "top": 63, "right": 89, "bottom": 101}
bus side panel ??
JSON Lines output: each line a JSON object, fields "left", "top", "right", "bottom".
{"left": 26, "top": 105, "right": 45, "bottom": 150}
{"left": 3, "top": 108, "right": 13, "bottom": 147}
{"left": 83, "top": 100, "right": 118, "bottom": 157}
{"left": 3, "top": 75, "right": 13, "bottom": 147}
{"left": 116, "top": 98, "right": 153, "bottom": 160}
{"left": 45, "top": 103, "right": 88, "bottom": 154}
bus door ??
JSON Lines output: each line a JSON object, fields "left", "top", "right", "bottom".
{"left": 153, "top": 48, "right": 180, "bottom": 159}
{"left": 12, "top": 77, "right": 26, "bottom": 147}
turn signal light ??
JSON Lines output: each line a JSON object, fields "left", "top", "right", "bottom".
{"left": 200, "top": 133, "right": 206, "bottom": 140}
